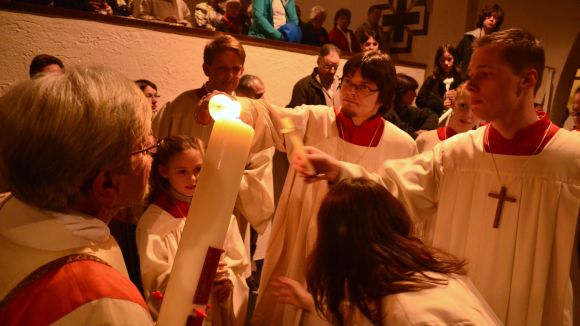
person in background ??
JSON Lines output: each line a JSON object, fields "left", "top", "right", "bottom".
{"left": 248, "top": 0, "right": 299, "bottom": 41}
{"left": 273, "top": 178, "right": 500, "bottom": 325}
{"left": 329, "top": 8, "right": 360, "bottom": 53}
{"left": 359, "top": 30, "right": 381, "bottom": 52}
{"left": 216, "top": 0, "right": 243, "bottom": 34}
{"left": 300, "top": 6, "right": 329, "bottom": 46}
{"left": 236, "top": 75, "right": 266, "bottom": 99}
{"left": 29, "top": 54, "right": 64, "bottom": 78}
{"left": 384, "top": 73, "right": 438, "bottom": 139}
{"left": 355, "top": 5, "right": 389, "bottom": 53}
{"left": 135, "top": 79, "right": 160, "bottom": 116}
{"left": 416, "top": 44, "right": 463, "bottom": 116}
{"left": 287, "top": 44, "right": 341, "bottom": 108}
{"left": 138, "top": 0, "right": 192, "bottom": 26}
{"left": 194, "top": 0, "right": 225, "bottom": 31}
{"left": 416, "top": 83, "right": 480, "bottom": 152}
{"left": 0, "top": 67, "right": 154, "bottom": 325}
{"left": 456, "top": 3, "right": 504, "bottom": 80}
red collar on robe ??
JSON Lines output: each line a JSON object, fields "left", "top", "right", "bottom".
{"left": 483, "top": 110, "right": 559, "bottom": 155}
{"left": 572, "top": 127, "right": 580, "bottom": 132}
{"left": 153, "top": 192, "right": 190, "bottom": 219}
{"left": 335, "top": 110, "right": 384, "bottom": 147}
{"left": 436, "top": 126, "right": 458, "bottom": 141}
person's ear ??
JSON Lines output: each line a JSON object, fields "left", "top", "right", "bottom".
{"left": 203, "top": 63, "right": 210, "bottom": 77}
{"left": 90, "top": 169, "right": 120, "bottom": 208}
{"left": 519, "top": 69, "right": 538, "bottom": 91}
{"left": 158, "top": 164, "right": 169, "bottom": 179}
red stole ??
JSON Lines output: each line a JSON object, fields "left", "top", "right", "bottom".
{"left": 436, "top": 126, "right": 458, "bottom": 141}
{"left": 154, "top": 192, "right": 190, "bottom": 219}
{"left": 483, "top": 111, "right": 559, "bottom": 155}
{"left": 0, "top": 259, "right": 147, "bottom": 325}
{"left": 335, "top": 110, "right": 384, "bottom": 147}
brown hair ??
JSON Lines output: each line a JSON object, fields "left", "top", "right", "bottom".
{"left": 148, "top": 135, "right": 204, "bottom": 202}
{"left": 394, "top": 73, "right": 419, "bottom": 108}
{"left": 476, "top": 3, "right": 504, "bottom": 32}
{"left": 432, "top": 44, "right": 461, "bottom": 81}
{"left": 474, "top": 28, "right": 545, "bottom": 93}
{"left": 342, "top": 51, "right": 397, "bottom": 115}
{"left": 308, "top": 178, "right": 466, "bottom": 325}
{"left": 203, "top": 34, "right": 246, "bottom": 66}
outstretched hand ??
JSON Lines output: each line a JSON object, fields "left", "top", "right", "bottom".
{"left": 292, "top": 146, "right": 342, "bottom": 183}
{"left": 196, "top": 90, "right": 231, "bottom": 125}
{"left": 272, "top": 276, "right": 315, "bottom": 312}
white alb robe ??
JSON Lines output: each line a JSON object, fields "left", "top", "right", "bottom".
{"left": 339, "top": 127, "right": 580, "bottom": 325}
{"left": 240, "top": 99, "right": 418, "bottom": 326}
{"left": 136, "top": 203, "right": 249, "bottom": 325}
{"left": 302, "top": 273, "right": 501, "bottom": 325}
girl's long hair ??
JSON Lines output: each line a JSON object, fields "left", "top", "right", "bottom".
{"left": 307, "top": 178, "right": 466, "bottom": 325}
{"left": 432, "top": 44, "right": 461, "bottom": 81}
{"left": 147, "top": 135, "right": 204, "bottom": 203}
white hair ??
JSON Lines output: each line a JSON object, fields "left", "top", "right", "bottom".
{"left": 309, "top": 5, "right": 326, "bottom": 20}
{"left": 0, "top": 66, "right": 151, "bottom": 211}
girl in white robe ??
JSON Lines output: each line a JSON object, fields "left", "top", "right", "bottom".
{"left": 136, "top": 135, "right": 249, "bottom": 325}
{"left": 272, "top": 178, "right": 501, "bottom": 325}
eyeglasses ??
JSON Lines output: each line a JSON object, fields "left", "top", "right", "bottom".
{"left": 340, "top": 78, "right": 379, "bottom": 97}
{"left": 571, "top": 111, "right": 580, "bottom": 117}
{"left": 131, "top": 139, "right": 162, "bottom": 156}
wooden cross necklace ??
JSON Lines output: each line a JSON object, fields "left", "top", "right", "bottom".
{"left": 485, "top": 122, "right": 551, "bottom": 228}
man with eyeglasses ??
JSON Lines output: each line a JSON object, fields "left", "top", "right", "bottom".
{"left": 218, "top": 51, "right": 416, "bottom": 325}
{"left": 0, "top": 67, "right": 154, "bottom": 324}
{"left": 287, "top": 44, "right": 342, "bottom": 108}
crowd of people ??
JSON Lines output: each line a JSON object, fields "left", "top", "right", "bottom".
{"left": 1, "top": 1, "right": 579, "bottom": 326}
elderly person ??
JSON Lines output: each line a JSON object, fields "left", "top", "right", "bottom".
{"left": 300, "top": 5, "right": 329, "bottom": 46}
{"left": 0, "top": 67, "right": 154, "bottom": 324}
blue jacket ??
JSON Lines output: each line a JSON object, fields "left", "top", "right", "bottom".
{"left": 248, "top": 0, "right": 298, "bottom": 40}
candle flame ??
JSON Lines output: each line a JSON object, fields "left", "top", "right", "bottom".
{"left": 209, "top": 94, "right": 241, "bottom": 121}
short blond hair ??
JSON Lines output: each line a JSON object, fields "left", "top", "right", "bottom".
{"left": 0, "top": 66, "right": 151, "bottom": 211}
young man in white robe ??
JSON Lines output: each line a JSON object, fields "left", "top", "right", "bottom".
{"left": 0, "top": 67, "right": 155, "bottom": 324}
{"left": 295, "top": 29, "right": 580, "bottom": 326}
{"left": 203, "top": 51, "right": 417, "bottom": 325}
{"left": 153, "top": 35, "right": 274, "bottom": 320}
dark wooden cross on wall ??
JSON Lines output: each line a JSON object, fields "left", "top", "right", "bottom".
{"left": 382, "top": 0, "right": 421, "bottom": 42}
{"left": 488, "top": 186, "right": 516, "bottom": 228}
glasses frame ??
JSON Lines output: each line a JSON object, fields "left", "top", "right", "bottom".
{"left": 339, "top": 78, "right": 380, "bottom": 97}
{"left": 131, "top": 139, "right": 162, "bottom": 156}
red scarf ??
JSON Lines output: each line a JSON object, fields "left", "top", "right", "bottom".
{"left": 154, "top": 192, "right": 190, "bottom": 219}
{"left": 483, "top": 111, "right": 559, "bottom": 155}
{"left": 436, "top": 126, "right": 458, "bottom": 141}
{"left": 335, "top": 110, "right": 384, "bottom": 147}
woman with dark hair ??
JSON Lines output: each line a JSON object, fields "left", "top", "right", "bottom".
{"left": 359, "top": 30, "right": 381, "bottom": 52}
{"left": 456, "top": 3, "right": 504, "bottom": 79}
{"left": 383, "top": 73, "right": 438, "bottom": 138}
{"left": 238, "top": 51, "right": 417, "bottom": 325}
{"left": 274, "top": 178, "right": 500, "bottom": 325}
{"left": 328, "top": 8, "right": 361, "bottom": 53}
{"left": 416, "top": 44, "right": 463, "bottom": 116}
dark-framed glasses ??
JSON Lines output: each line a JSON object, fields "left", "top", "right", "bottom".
{"left": 131, "top": 139, "right": 162, "bottom": 156}
{"left": 340, "top": 78, "right": 379, "bottom": 97}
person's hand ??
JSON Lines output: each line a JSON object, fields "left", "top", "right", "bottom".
{"left": 196, "top": 91, "right": 225, "bottom": 125}
{"left": 272, "top": 276, "right": 314, "bottom": 312}
{"left": 292, "top": 146, "right": 341, "bottom": 183}
{"left": 212, "top": 279, "right": 233, "bottom": 302}
{"left": 444, "top": 90, "right": 457, "bottom": 108}
{"left": 164, "top": 16, "right": 178, "bottom": 23}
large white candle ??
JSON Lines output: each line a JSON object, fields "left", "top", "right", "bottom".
{"left": 157, "top": 95, "right": 254, "bottom": 326}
